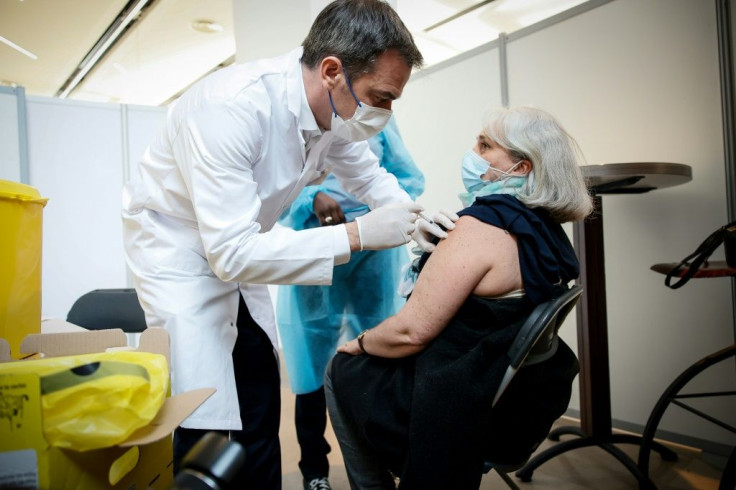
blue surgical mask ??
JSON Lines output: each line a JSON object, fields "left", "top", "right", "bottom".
{"left": 459, "top": 150, "right": 528, "bottom": 207}
{"left": 461, "top": 150, "right": 521, "bottom": 192}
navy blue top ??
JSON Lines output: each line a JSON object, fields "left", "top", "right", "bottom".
{"left": 456, "top": 194, "right": 580, "bottom": 304}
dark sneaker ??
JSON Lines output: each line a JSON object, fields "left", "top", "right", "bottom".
{"left": 304, "top": 476, "right": 331, "bottom": 490}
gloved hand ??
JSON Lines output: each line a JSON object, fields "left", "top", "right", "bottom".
{"left": 355, "top": 202, "right": 424, "bottom": 250}
{"left": 410, "top": 209, "right": 460, "bottom": 252}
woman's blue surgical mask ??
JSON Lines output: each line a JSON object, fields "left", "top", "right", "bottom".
{"left": 461, "top": 150, "right": 521, "bottom": 192}
{"left": 328, "top": 68, "right": 392, "bottom": 142}
{"left": 459, "top": 150, "right": 528, "bottom": 207}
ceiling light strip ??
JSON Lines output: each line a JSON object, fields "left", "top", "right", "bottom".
{"left": 0, "top": 35, "right": 38, "bottom": 60}
{"left": 423, "top": 0, "right": 495, "bottom": 33}
{"left": 57, "top": 0, "right": 153, "bottom": 98}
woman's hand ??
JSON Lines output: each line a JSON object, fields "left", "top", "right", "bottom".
{"left": 337, "top": 338, "right": 363, "bottom": 355}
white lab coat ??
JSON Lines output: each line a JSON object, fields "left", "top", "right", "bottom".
{"left": 122, "top": 47, "right": 410, "bottom": 430}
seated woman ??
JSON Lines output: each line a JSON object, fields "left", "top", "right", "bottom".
{"left": 324, "top": 106, "right": 594, "bottom": 490}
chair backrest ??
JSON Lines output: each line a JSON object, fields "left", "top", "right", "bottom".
{"left": 492, "top": 285, "right": 583, "bottom": 407}
{"left": 66, "top": 288, "right": 147, "bottom": 333}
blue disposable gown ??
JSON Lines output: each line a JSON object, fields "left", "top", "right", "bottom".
{"left": 276, "top": 116, "right": 425, "bottom": 394}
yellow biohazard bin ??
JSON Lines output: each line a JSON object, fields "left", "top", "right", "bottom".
{"left": 0, "top": 179, "right": 49, "bottom": 358}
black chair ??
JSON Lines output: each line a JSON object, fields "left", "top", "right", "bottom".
{"left": 67, "top": 288, "right": 147, "bottom": 333}
{"left": 482, "top": 285, "right": 584, "bottom": 489}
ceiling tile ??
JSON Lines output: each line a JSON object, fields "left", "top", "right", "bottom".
{"left": 0, "top": 0, "right": 129, "bottom": 96}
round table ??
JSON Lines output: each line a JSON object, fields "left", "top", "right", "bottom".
{"left": 582, "top": 162, "right": 692, "bottom": 194}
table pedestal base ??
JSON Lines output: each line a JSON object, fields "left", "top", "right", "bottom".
{"left": 515, "top": 427, "right": 677, "bottom": 488}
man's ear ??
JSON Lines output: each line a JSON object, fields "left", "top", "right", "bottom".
{"left": 320, "top": 56, "right": 342, "bottom": 90}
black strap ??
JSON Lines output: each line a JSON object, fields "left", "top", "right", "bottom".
{"left": 665, "top": 221, "right": 736, "bottom": 289}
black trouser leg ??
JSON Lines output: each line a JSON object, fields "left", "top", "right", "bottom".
{"left": 295, "top": 387, "right": 331, "bottom": 480}
{"left": 173, "top": 294, "right": 281, "bottom": 489}
{"left": 230, "top": 293, "right": 282, "bottom": 489}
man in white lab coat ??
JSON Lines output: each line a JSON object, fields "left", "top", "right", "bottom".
{"left": 122, "top": 0, "right": 445, "bottom": 488}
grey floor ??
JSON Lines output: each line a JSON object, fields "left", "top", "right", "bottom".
{"left": 278, "top": 354, "right": 724, "bottom": 490}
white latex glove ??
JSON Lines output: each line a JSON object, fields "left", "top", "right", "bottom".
{"left": 355, "top": 202, "right": 424, "bottom": 250}
{"left": 410, "top": 209, "right": 460, "bottom": 252}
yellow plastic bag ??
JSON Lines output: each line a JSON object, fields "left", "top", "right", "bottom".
{"left": 0, "top": 350, "right": 168, "bottom": 451}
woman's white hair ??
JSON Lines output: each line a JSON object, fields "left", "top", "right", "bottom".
{"left": 482, "top": 106, "right": 593, "bottom": 222}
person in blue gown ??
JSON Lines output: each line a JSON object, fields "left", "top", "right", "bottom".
{"left": 276, "top": 115, "right": 425, "bottom": 490}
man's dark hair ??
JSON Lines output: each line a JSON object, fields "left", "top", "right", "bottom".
{"left": 301, "top": 0, "right": 423, "bottom": 78}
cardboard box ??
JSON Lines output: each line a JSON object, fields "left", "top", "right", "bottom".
{"left": 0, "top": 328, "right": 214, "bottom": 489}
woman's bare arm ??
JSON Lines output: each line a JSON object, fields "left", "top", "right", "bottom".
{"left": 338, "top": 215, "right": 521, "bottom": 358}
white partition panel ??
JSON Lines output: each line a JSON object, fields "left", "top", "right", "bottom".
{"left": 124, "top": 104, "right": 166, "bottom": 182}
{"left": 394, "top": 47, "right": 503, "bottom": 216}
{"left": 233, "top": 0, "right": 312, "bottom": 62}
{"left": 506, "top": 0, "right": 731, "bottom": 446}
{"left": 0, "top": 87, "right": 22, "bottom": 183}
{"left": 23, "top": 97, "right": 166, "bottom": 319}
{"left": 26, "top": 97, "right": 127, "bottom": 320}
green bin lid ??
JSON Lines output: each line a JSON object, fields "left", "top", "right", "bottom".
{"left": 0, "top": 179, "right": 49, "bottom": 206}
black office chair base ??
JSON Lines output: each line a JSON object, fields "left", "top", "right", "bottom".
{"left": 515, "top": 427, "right": 677, "bottom": 489}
